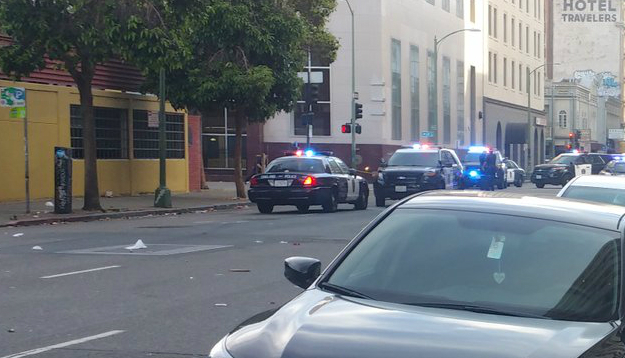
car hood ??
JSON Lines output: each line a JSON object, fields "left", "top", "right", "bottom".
{"left": 382, "top": 166, "right": 435, "bottom": 173}
{"left": 535, "top": 164, "right": 569, "bottom": 170}
{"left": 225, "top": 289, "right": 614, "bottom": 358}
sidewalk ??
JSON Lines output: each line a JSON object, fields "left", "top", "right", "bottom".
{"left": 0, "top": 182, "right": 249, "bottom": 227}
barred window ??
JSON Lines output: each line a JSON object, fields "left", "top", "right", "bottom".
{"left": 133, "top": 110, "right": 185, "bottom": 159}
{"left": 70, "top": 105, "right": 128, "bottom": 159}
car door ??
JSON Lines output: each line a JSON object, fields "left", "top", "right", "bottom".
{"left": 574, "top": 156, "right": 592, "bottom": 176}
{"left": 327, "top": 158, "right": 349, "bottom": 201}
{"left": 504, "top": 160, "right": 516, "bottom": 183}
{"left": 588, "top": 155, "right": 605, "bottom": 174}
{"left": 336, "top": 158, "right": 360, "bottom": 201}
{"left": 440, "top": 151, "right": 456, "bottom": 189}
{"left": 449, "top": 150, "right": 464, "bottom": 188}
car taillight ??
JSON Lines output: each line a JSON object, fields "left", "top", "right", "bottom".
{"left": 302, "top": 176, "right": 316, "bottom": 186}
{"left": 250, "top": 177, "right": 259, "bottom": 186}
{"left": 425, "top": 171, "right": 437, "bottom": 177}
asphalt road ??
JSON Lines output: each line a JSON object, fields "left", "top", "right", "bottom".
{"left": 0, "top": 185, "right": 559, "bottom": 358}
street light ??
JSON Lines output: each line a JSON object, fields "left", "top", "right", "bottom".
{"left": 527, "top": 63, "right": 559, "bottom": 171}
{"left": 344, "top": 0, "right": 357, "bottom": 169}
{"left": 433, "top": 28, "right": 480, "bottom": 144}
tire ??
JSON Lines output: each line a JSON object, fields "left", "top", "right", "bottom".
{"left": 497, "top": 172, "right": 506, "bottom": 189}
{"left": 515, "top": 177, "right": 523, "bottom": 188}
{"left": 562, "top": 174, "right": 573, "bottom": 187}
{"left": 354, "top": 186, "right": 369, "bottom": 210}
{"left": 375, "top": 195, "right": 386, "bottom": 207}
{"left": 535, "top": 183, "right": 545, "bottom": 189}
{"left": 296, "top": 205, "right": 310, "bottom": 214}
{"left": 257, "top": 203, "right": 274, "bottom": 214}
{"left": 322, "top": 190, "right": 338, "bottom": 213}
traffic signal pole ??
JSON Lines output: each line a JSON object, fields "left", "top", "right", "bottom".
{"left": 306, "top": 49, "right": 312, "bottom": 148}
{"left": 346, "top": 0, "right": 356, "bottom": 169}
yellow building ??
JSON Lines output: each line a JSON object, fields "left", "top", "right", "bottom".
{"left": 0, "top": 80, "right": 189, "bottom": 202}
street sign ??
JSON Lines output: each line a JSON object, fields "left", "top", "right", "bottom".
{"left": 148, "top": 111, "right": 159, "bottom": 128}
{"left": 0, "top": 87, "right": 26, "bottom": 107}
{"left": 609, "top": 128, "right": 625, "bottom": 139}
{"left": 535, "top": 117, "right": 547, "bottom": 126}
{"left": 10, "top": 107, "right": 26, "bottom": 119}
{"left": 421, "top": 131, "right": 434, "bottom": 138}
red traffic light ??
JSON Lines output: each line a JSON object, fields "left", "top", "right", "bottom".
{"left": 341, "top": 124, "right": 352, "bottom": 134}
{"left": 569, "top": 132, "right": 574, "bottom": 138}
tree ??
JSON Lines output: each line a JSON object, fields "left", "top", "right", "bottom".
{"left": 138, "top": 0, "right": 338, "bottom": 198}
{"left": 0, "top": 0, "right": 125, "bottom": 211}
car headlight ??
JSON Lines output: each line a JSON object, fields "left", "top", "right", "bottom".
{"left": 377, "top": 172, "right": 384, "bottom": 182}
{"left": 209, "top": 336, "right": 234, "bottom": 358}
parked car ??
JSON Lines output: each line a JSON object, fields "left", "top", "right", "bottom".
{"left": 532, "top": 152, "right": 611, "bottom": 188}
{"left": 600, "top": 160, "right": 625, "bottom": 176}
{"left": 558, "top": 175, "right": 625, "bottom": 207}
{"left": 210, "top": 191, "right": 625, "bottom": 358}
{"left": 504, "top": 159, "right": 525, "bottom": 187}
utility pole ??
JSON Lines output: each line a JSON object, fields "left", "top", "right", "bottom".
{"left": 155, "top": 68, "right": 171, "bottom": 208}
{"left": 346, "top": 0, "right": 356, "bottom": 168}
{"left": 306, "top": 49, "right": 313, "bottom": 148}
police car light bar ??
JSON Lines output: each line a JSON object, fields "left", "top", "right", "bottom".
{"left": 401, "top": 144, "right": 430, "bottom": 150}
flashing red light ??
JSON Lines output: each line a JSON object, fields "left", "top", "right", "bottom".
{"left": 302, "top": 176, "right": 316, "bottom": 186}
{"left": 569, "top": 132, "right": 574, "bottom": 138}
{"left": 250, "top": 177, "right": 259, "bottom": 186}
{"left": 295, "top": 150, "right": 304, "bottom": 157}
{"left": 341, "top": 124, "right": 351, "bottom": 134}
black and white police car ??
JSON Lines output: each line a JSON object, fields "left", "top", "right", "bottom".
{"left": 504, "top": 159, "right": 526, "bottom": 187}
{"left": 461, "top": 146, "right": 507, "bottom": 189}
{"left": 248, "top": 150, "right": 369, "bottom": 214}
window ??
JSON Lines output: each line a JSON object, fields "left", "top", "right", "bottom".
{"left": 526, "top": 0, "right": 529, "bottom": 12}
{"left": 456, "top": 0, "right": 464, "bottom": 18}
{"left": 534, "top": 71, "right": 537, "bottom": 95}
{"left": 392, "top": 39, "right": 402, "bottom": 140}
{"left": 503, "top": 58, "right": 508, "bottom": 87}
{"left": 503, "top": 14, "right": 508, "bottom": 43}
{"left": 488, "top": 52, "right": 493, "bottom": 82}
{"left": 202, "top": 109, "right": 247, "bottom": 169}
{"left": 488, "top": 5, "right": 492, "bottom": 36}
{"left": 511, "top": 18, "right": 516, "bottom": 47}
{"left": 559, "top": 111, "right": 567, "bottom": 127}
{"left": 427, "top": 50, "right": 436, "bottom": 140}
{"left": 443, "top": 0, "right": 450, "bottom": 12}
{"left": 511, "top": 61, "right": 516, "bottom": 89}
{"left": 133, "top": 110, "right": 185, "bottom": 159}
{"left": 493, "top": 8, "right": 498, "bottom": 38}
{"left": 443, "top": 56, "right": 451, "bottom": 144}
{"left": 410, "top": 45, "right": 420, "bottom": 141}
{"left": 526, "top": 26, "right": 529, "bottom": 53}
{"left": 327, "top": 158, "right": 345, "bottom": 174}
{"left": 520, "top": 0, "right": 523, "bottom": 10}
{"left": 526, "top": 67, "right": 531, "bottom": 94}
{"left": 519, "top": 64, "right": 523, "bottom": 91}
{"left": 533, "top": 31, "right": 537, "bottom": 57}
{"left": 534, "top": 0, "right": 537, "bottom": 17}
{"left": 470, "top": 0, "right": 475, "bottom": 22}
{"left": 493, "top": 54, "right": 498, "bottom": 84}
{"left": 70, "top": 105, "right": 128, "bottom": 159}
{"left": 457, "top": 61, "right": 465, "bottom": 146}
{"left": 538, "top": 0, "right": 541, "bottom": 19}
{"left": 427, "top": 0, "right": 435, "bottom": 4}
{"left": 538, "top": 72, "right": 541, "bottom": 95}
{"left": 538, "top": 33, "right": 542, "bottom": 58}
{"left": 519, "top": 22, "right": 523, "bottom": 51}
{"left": 294, "top": 54, "right": 331, "bottom": 136}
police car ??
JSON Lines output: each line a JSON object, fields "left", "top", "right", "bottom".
{"left": 248, "top": 150, "right": 369, "bottom": 214}
{"left": 461, "top": 146, "right": 507, "bottom": 189}
{"left": 532, "top": 152, "right": 613, "bottom": 188}
{"left": 504, "top": 159, "right": 526, "bottom": 187}
{"left": 374, "top": 144, "right": 464, "bottom": 207}
{"left": 600, "top": 158, "right": 625, "bottom": 176}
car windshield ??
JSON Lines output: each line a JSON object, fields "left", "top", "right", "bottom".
{"left": 550, "top": 155, "right": 576, "bottom": 165}
{"left": 327, "top": 209, "right": 619, "bottom": 322}
{"left": 266, "top": 158, "right": 326, "bottom": 173}
{"left": 388, "top": 152, "right": 439, "bottom": 167}
{"left": 562, "top": 186, "right": 625, "bottom": 207}
{"left": 463, "top": 153, "right": 485, "bottom": 163}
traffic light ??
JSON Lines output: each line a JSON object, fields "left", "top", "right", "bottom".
{"left": 341, "top": 124, "right": 352, "bottom": 134}
{"left": 355, "top": 123, "right": 362, "bottom": 134}
{"left": 569, "top": 132, "right": 575, "bottom": 149}
{"left": 575, "top": 130, "right": 582, "bottom": 149}
{"left": 309, "top": 84, "right": 319, "bottom": 105}
{"left": 355, "top": 102, "right": 363, "bottom": 119}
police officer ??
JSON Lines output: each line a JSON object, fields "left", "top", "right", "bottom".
{"left": 480, "top": 148, "right": 497, "bottom": 191}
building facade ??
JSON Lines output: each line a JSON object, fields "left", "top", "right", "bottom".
{"left": 544, "top": 0, "right": 623, "bottom": 154}
{"left": 484, "top": 0, "right": 546, "bottom": 169}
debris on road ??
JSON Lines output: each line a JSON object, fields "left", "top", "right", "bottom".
{"left": 125, "top": 239, "right": 147, "bottom": 251}
{"left": 12, "top": 233, "right": 24, "bottom": 237}
{"left": 214, "top": 303, "right": 228, "bottom": 307}
{"left": 254, "top": 240, "right": 264, "bottom": 244}
{"left": 7, "top": 328, "right": 15, "bottom": 333}
{"left": 280, "top": 241, "right": 288, "bottom": 244}
{"left": 229, "top": 269, "right": 251, "bottom": 273}
{"left": 32, "top": 246, "right": 43, "bottom": 250}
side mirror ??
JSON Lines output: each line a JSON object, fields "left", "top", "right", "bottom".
{"left": 349, "top": 168, "right": 357, "bottom": 176}
{"left": 380, "top": 161, "right": 388, "bottom": 168}
{"left": 284, "top": 257, "right": 321, "bottom": 289}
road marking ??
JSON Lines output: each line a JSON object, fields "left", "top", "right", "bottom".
{"left": 40, "top": 265, "right": 121, "bottom": 279}
{"left": 0, "top": 330, "right": 124, "bottom": 358}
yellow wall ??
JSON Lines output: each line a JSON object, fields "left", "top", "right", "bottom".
{"left": 0, "top": 81, "right": 189, "bottom": 202}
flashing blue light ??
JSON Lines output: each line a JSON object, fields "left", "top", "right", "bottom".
{"left": 469, "top": 170, "right": 480, "bottom": 178}
{"left": 305, "top": 150, "right": 315, "bottom": 157}
{"left": 468, "top": 146, "right": 489, "bottom": 153}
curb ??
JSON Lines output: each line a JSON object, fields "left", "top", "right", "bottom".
{"left": 0, "top": 202, "right": 252, "bottom": 228}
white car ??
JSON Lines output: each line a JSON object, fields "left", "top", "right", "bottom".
{"left": 558, "top": 175, "right": 625, "bottom": 206}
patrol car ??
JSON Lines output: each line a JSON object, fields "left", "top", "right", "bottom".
{"left": 374, "top": 145, "right": 464, "bottom": 207}
{"left": 600, "top": 159, "right": 625, "bottom": 176}
{"left": 248, "top": 150, "right": 369, "bottom": 214}
{"left": 461, "top": 147, "right": 507, "bottom": 189}
{"left": 504, "top": 159, "right": 525, "bottom": 187}
{"left": 531, "top": 152, "right": 613, "bottom": 188}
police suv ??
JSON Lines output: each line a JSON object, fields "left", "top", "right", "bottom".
{"left": 461, "top": 147, "right": 507, "bottom": 189}
{"left": 248, "top": 150, "right": 369, "bottom": 214}
{"left": 531, "top": 152, "right": 613, "bottom": 188}
{"left": 374, "top": 145, "right": 464, "bottom": 207}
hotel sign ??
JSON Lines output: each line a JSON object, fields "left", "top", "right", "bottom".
{"left": 561, "top": 0, "right": 618, "bottom": 22}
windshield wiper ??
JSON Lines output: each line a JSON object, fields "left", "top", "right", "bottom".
{"left": 405, "top": 302, "right": 548, "bottom": 319}
{"left": 318, "top": 282, "right": 372, "bottom": 300}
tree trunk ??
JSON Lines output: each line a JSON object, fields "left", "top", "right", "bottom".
{"left": 77, "top": 76, "right": 103, "bottom": 211}
{"left": 234, "top": 114, "right": 247, "bottom": 199}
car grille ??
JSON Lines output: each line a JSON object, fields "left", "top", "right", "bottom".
{"left": 385, "top": 173, "right": 422, "bottom": 188}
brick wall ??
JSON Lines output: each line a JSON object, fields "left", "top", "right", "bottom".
{"left": 188, "top": 115, "right": 202, "bottom": 191}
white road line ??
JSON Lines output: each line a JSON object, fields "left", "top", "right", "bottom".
{"left": 40, "top": 265, "right": 121, "bottom": 279}
{"left": 0, "top": 330, "right": 124, "bottom": 358}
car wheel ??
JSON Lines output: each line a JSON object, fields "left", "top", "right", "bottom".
{"left": 562, "top": 174, "right": 573, "bottom": 187}
{"left": 497, "top": 173, "right": 506, "bottom": 189}
{"left": 375, "top": 195, "right": 385, "bottom": 207}
{"left": 296, "top": 205, "right": 310, "bottom": 214}
{"left": 354, "top": 187, "right": 368, "bottom": 210}
{"left": 322, "top": 191, "right": 338, "bottom": 213}
{"left": 535, "top": 183, "right": 545, "bottom": 189}
{"left": 515, "top": 177, "right": 523, "bottom": 188}
{"left": 257, "top": 203, "right": 274, "bottom": 214}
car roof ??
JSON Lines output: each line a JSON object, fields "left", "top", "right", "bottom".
{"left": 399, "top": 191, "right": 625, "bottom": 231}
{"left": 567, "top": 175, "right": 625, "bottom": 190}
